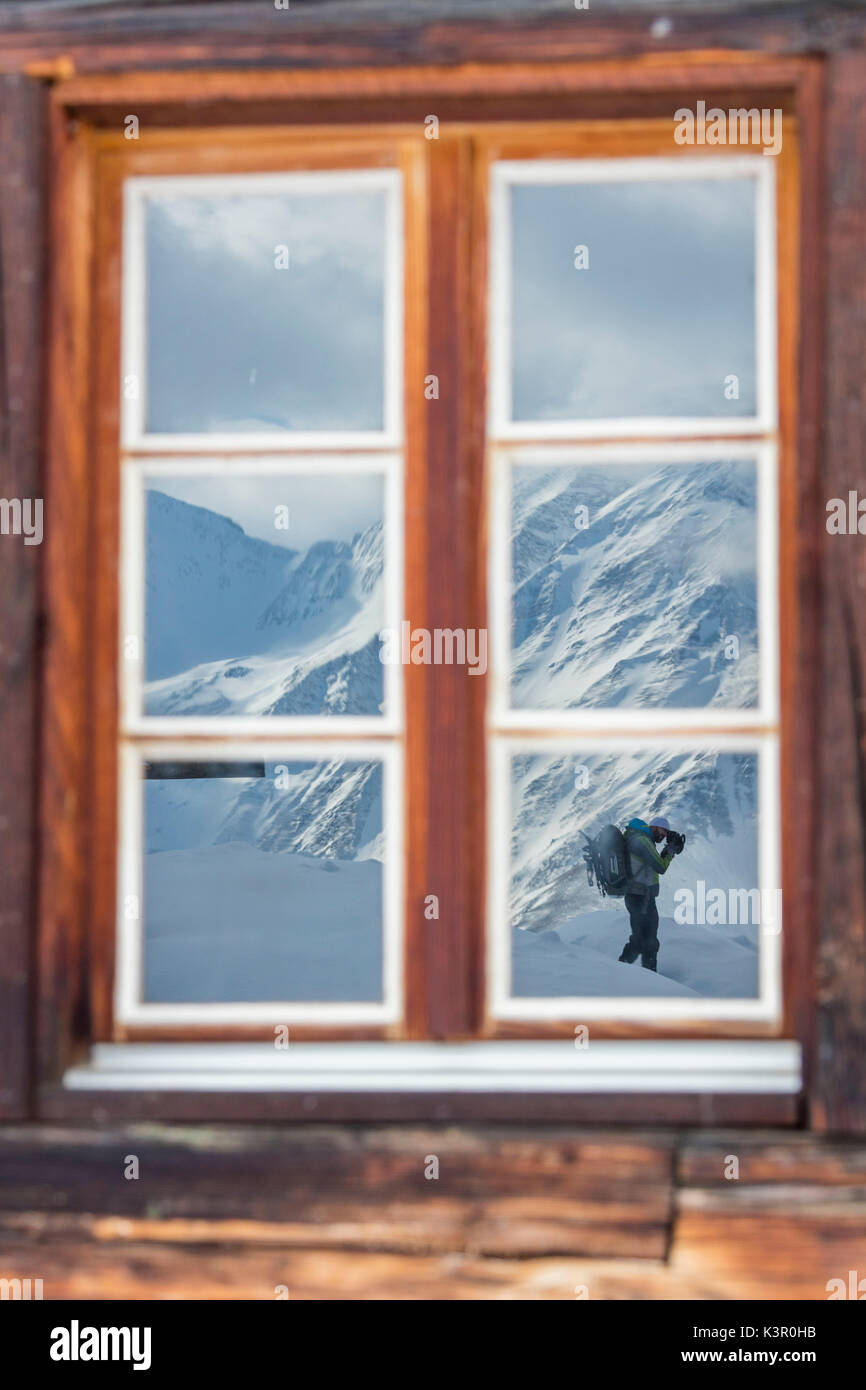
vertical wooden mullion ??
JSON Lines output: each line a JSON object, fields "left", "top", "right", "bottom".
{"left": 417, "top": 134, "right": 482, "bottom": 1038}
{"left": 0, "top": 74, "right": 49, "bottom": 1116}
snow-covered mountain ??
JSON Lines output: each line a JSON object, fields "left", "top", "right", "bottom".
{"left": 146, "top": 759, "right": 383, "bottom": 864}
{"left": 510, "top": 745, "right": 758, "bottom": 935}
{"left": 506, "top": 461, "right": 767, "bottom": 997}
{"left": 145, "top": 489, "right": 385, "bottom": 717}
{"left": 507, "top": 745, "right": 762, "bottom": 997}
{"left": 511, "top": 461, "right": 758, "bottom": 710}
{"left": 141, "top": 466, "right": 767, "bottom": 1003}
{"left": 141, "top": 488, "right": 391, "bottom": 1003}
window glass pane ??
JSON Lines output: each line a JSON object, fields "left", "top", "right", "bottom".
{"left": 508, "top": 174, "right": 757, "bottom": 421}
{"left": 508, "top": 746, "right": 766, "bottom": 1000}
{"left": 143, "top": 180, "right": 391, "bottom": 434}
{"left": 143, "top": 472, "right": 386, "bottom": 718}
{"left": 142, "top": 758, "right": 385, "bottom": 1003}
{"left": 510, "top": 458, "right": 759, "bottom": 710}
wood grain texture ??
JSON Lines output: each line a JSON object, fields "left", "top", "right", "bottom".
{"left": 52, "top": 56, "right": 810, "bottom": 124}
{"left": 0, "top": 1124, "right": 864, "bottom": 1299}
{"left": 0, "top": 1124, "right": 674, "bottom": 1259}
{"left": 1, "top": 1227, "right": 862, "bottom": 1299}
{"left": 813, "top": 53, "right": 866, "bottom": 1135}
{"left": 0, "top": 2, "right": 865, "bottom": 76}
{"left": 0, "top": 73, "right": 47, "bottom": 1118}
{"left": 680, "top": 1131, "right": 866, "bottom": 1185}
{"left": 421, "top": 135, "right": 484, "bottom": 1037}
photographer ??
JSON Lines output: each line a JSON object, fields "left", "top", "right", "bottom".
{"left": 618, "top": 815, "right": 685, "bottom": 973}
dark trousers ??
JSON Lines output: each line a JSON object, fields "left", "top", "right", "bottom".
{"left": 620, "top": 893, "right": 660, "bottom": 970}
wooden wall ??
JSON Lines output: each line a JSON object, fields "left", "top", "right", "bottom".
{"left": 1, "top": 1124, "right": 865, "bottom": 1298}
{"left": 0, "top": 0, "right": 865, "bottom": 1301}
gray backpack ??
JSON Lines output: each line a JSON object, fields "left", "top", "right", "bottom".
{"left": 581, "top": 824, "right": 630, "bottom": 899}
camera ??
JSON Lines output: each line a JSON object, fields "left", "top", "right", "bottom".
{"left": 665, "top": 829, "right": 686, "bottom": 855}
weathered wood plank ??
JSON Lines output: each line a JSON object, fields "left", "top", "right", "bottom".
{"left": 814, "top": 51, "right": 866, "bottom": 1134}
{"left": 0, "top": 1126, "right": 675, "bottom": 1259}
{"left": 0, "top": 1233, "right": 628, "bottom": 1300}
{"left": 0, "top": 1, "right": 865, "bottom": 76}
{"left": 0, "top": 72, "right": 47, "bottom": 1119}
{"left": 680, "top": 1133, "right": 866, "bottom": 1186}
{"left": 669, "top": 1194, "right": 866, "bottom": 1300}
{"left": 1, "top": 1199, "right": 863, "bottom": 1299}
{"left": 422, "top": 135, "right": 483, "bottom": 1037}
{"left": 2, "top": 1127, "right": 864, "bottom": 1297}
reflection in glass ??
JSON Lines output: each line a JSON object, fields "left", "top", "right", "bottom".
{"left": 144, "top": 186, "right": 389, "bottom": 433}
{"left": 142, "top": 759, "right": 385, "bottom": 1003}
{"left": 508, "top": 747, "right": 761, "bottom": 999}
{"left": 143, "top": 473, "right": 385, "bottom": 718}
{"left": 509, "top": 176, "right": 757, "bottom": 421}
{"left": 510, "top": 460, "right": 758, "bottom": 710}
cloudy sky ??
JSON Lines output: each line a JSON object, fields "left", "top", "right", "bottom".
{"left": 509, "top": 174, "right": 758, "bottom": 420}
{"left": 146, "top": 472, "right": 384, "bottom": 551}
{"left": 144, "top": 185, "right": 389, "bottom": 434}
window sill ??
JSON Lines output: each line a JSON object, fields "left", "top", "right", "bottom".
{"left": 62, "top": 1040, "right": 801, "bottom": 1094}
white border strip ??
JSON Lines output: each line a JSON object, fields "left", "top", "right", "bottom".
{"left": 488, "top": 155, "right": 777, "bottom": 440}
{"left": 487, "top": 732, "right": 782, "bottom": 1022}
{"left": 122, "top": 169, "right": 404, "bottom": 452}
{"left": 120, "top": 454, "right": 403, "bottom": 736}
{"left": 488, "top": 440, "right": 780, "bottom": 731}
{"left": 115, "top": 738, "right": 404, "bottom": 1027}
{"left": 63, "top": 1040, "right": 801, "bottom": 1093}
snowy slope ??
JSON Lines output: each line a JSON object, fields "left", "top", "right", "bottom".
{"left": 512, "top": 911, "right": 758, "bottom": 999}
{"left": 145, "top": 489, "right": 293, "bottom": 682}
{"left": 144, "top": 841, "right": 383, "bottom": 1003}
{"left": 510, "top": 746, "right": 757, "bottom": 930}
{"left": 512, "top": 908, "right": 758, "bottom": 999}
{"left": 214, "top": 760, "right": 383, "bottom": 860}
{"left": 508, "top": 745, "right": 762, "bottom": 998}
{"left": 512, "top": 923, "right": 700, "bottom": 999}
